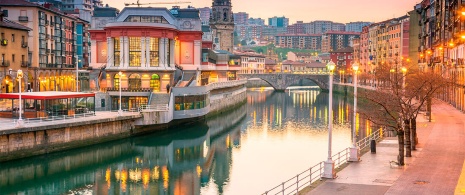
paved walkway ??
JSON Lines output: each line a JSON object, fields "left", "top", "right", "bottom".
{"left": 308, "top": 100, "right": 465, "bottom": 195}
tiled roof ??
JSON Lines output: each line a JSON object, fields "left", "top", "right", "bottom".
{"left": 306, "top": 62, "right": 327, "bottom": 68}
{"left": 0, "top": 18, "right": 31, "bottom": 31}
{"left": 330, "top": 47, "right": 354, "bottom": 53}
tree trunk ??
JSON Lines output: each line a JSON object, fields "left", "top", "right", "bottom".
{"left": 427, "top": 96, "right": 432, "bottom": 122}
{"left": 397, "top": 129, "right": 405, "bottom": 165}
{"left": 404, "top": 119, "right": 412, "bottom": 157}
{"left": 411, "top": 117, "right": 417, "bottom": 150}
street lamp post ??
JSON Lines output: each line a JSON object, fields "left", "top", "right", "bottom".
{"left": 16, "top": 70, "right": 24, "bottom": 128}
{"left": 349, "top": 63, "right": 360, "bottom": 161}
{"left": 323, "top": 61, "right": 336, "bottom": 179}
{"left": 118, "top": 71, "right": 123, "bottom": 116}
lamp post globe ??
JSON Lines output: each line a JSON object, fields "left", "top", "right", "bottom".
{"left": 16, "top": 70, "right": 24, "bottom": 128}
{"left": 118, "top": 71, "right": 123, "bottom": 116}
{"left": 349, "top": 62, "right": 360, "bottom": 162}
{"left": 323, "top": 60, "right": 336, "bottom": 179}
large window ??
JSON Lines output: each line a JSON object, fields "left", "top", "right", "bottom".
{"left": 129, "top": 37, "right": 141, "bottom": 67}
{"left": 128, "top": 74, "right": 141, "bottom": 90}
{"left": 150, "top": 74, "right": 160, "bottom": 91}
{"left": 114, "top": 74, "right": 121, "bottom": 89}
{"left": 124, "top": 16, "right": 169, "bottom": 24}
{"left": 114, "top": 37, "right": 120, "bottom": 66}
{"left": 174, "top": 94, "right": 208, "bottom": 111}
{"left": 150, "top": 38, "right": 159, "bottom": 67}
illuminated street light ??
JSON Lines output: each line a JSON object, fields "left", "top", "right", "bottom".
{"left": 323, "top": 60, "right": 336, "bottom": 179}
{"left": 16, "top": 70, "right": 24, "bottom": 128}
{"left": 349, "top": 62, "right": 360, "bottom": 162}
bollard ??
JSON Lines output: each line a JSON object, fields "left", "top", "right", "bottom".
{"left": 370, "top": 139, "right": 376, "bottom": 153}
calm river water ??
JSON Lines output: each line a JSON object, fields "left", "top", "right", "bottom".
{"left": 0, "top": 86, "right": 377, "bottom": 195}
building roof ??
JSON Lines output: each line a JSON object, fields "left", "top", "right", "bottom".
{"left": 94, "top": 6, "right": 120, "bottom": 17}
{"left": 306, "top": 61, "right": 327, "bottom": 68}
{"left": 330, "top": 47, "right": 354, "bottom": 53}
{"left": 175, "top": 8, "right": 200, "bottom": 19}
{"left": 234, "top": 51, "right": 265, "bottom": 57}
{"left": 276, "top": 33, "right": 322, "bottom": 37}
{"left": 0, "top": 18, "right": 31, "bottom": 31}
{"left": 324, "top": 31, "right": 361, "bottom": 35}
{"left": 282, "top": 60, "right": 304, "bottom": 65}
{"left": 292, "top": 52, "right": 312, "bottom": 57}
{"left": 1, "top": 0, "right": 86, "bottom": 20}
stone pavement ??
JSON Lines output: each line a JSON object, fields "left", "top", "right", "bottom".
{"left": 308, "top": 100, "right": 465, "bottom": 195}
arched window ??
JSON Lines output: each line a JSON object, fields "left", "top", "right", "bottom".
{"left": 128, "top": 74, "right": 141, "bottom": 90}
{"left": 114, "top": 74, "right": 121, "bottom": 89}
{"left": 150, "top": 74, "right": 160, "bottom": 91}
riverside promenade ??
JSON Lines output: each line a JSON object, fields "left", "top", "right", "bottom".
{"left": 308, "top": 100, "right": 465, "bottom": 195}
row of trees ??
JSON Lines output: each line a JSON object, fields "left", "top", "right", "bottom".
{"left": 356, "top": 62, "right": 450, "bottom": 165}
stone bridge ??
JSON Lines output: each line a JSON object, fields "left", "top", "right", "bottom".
{"left": 238, "top": 73, "right": 330, "bottom": 92}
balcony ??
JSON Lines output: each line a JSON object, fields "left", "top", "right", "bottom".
{"left": 18, "top": 16, "right": 28, "bottom": 22}
{"left": 21, "top": 42, "right": 28, "bottom": 48}
{"left": 1, "top": 61, "right": 10, "bottom": 67}
{"left": 20, "top": 61, "right": 30, "bottom": 67}
{"left": 1, "top": 39, "right": 8, "bottom": 46}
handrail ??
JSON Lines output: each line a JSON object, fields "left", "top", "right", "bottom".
{"left": 185, "top": 74, "right": 196, "bottom": 87}
{"left": 262, "top": 129, "right": 385, "bottom": 195}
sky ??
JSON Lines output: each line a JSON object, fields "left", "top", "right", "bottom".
{"left": 107, "top": 0, "right": 420, "bottom": 24}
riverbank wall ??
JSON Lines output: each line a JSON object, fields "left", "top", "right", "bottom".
{"left": 0, "top": 83, "right": 247, "bottom": 162}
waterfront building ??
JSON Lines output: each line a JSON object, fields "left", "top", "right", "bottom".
{"left": 329, "top": 47, "right": 354, "bottom": 73}
{"left": 89, "top": 6, "right": 202, "bottom": 109}
{"left": 287, "top": 51, "right": 313, "bottom": 63}
{"left": 2, "top": 0, "right": 90, "bottom": 92}
{"left": 321, "top": 31, "right": 360, "bottom": 52}
{"left": 0, "top": 10, "right": 31, "bottom": 93}
{"left": 358, "top": 16, "right": 409, "bottom": 74}
{"left": 415, "top": 0, "right": 465, "bottom": 110}
{"left": 265, "top": 58, "right": 278, "bottom": 73}
{"left": 235, "top": 50, "right": 265, "bottom": 74}
{"left": 210, "top": 0, "right": 234, "bottom": 52}
{"left": 274, "top": 34, "right": 322, "bottom": 50}
{"left": 345, "top": 21, "right": 371, "bottom": 32}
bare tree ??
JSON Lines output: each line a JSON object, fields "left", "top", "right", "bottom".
{"left": 357, "top": 63, "right": 449, "bottom": 165}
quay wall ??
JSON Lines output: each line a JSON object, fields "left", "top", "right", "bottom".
{"left": 0, "top": 115, "right": 141, "bottom": 162}
{"left": 0, "top": 84, "right": 248, "bottom": 162}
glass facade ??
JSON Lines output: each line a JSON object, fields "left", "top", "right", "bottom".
{"left": 150, "top": 38, "right": 159, "bottom": 67}
{"left": 129, "top": 37, "right": 141, "bottom": 67}
{"left": 124, "top": 16, "right": 169, "bottom": 24}
{"left": 150, "top": 74, "right": 160, "bottom": 91}
{"left": 174, "top": 94, "right": 208, "bottom": 111}
{"left": 128, "top": 74, "right": 141, "bottom": 90}
{"left": 114, "top": 37, "right": 120, "bottom": 66}
{"left": 114, "top": 74, "right": 120, "bottom": 89}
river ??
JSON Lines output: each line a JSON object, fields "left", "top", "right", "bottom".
{"left": 0, "top": 86, "right": 377, "bottom": 195}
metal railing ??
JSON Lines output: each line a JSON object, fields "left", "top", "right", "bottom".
{"left": 139, "top": 104, "right": 169, "bottom": 111}
{"left": 10, "top": 112, "right": 96, "bottom": 127}
{"left": 263, "top": 129, "right": 384, "bottom": 195}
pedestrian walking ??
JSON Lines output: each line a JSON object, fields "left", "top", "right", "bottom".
{"left": 166, "top": 83, "right": 170, "bottom": 93}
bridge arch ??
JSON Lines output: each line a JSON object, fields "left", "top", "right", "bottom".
{"left": 238, "top": 73, "right": 330, "bottom": 92}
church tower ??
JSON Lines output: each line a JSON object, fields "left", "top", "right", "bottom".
{"left": 210, "top": 0, "right": 234, "bottom": 52}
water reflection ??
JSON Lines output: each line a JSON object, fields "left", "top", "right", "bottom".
{"left": 0, "top": 86, "right": 380, "bottom": 195}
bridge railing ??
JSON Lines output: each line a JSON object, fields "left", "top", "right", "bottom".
{"left": 262, "top": 129, "right": 385, "bottom": 195}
